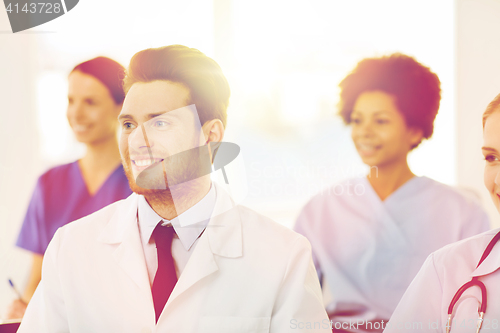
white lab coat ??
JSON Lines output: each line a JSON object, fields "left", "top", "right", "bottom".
{"left": 384, "top": 228, "right": 500, "bottom": 333}
{"left": 19, "top": 183, "right": 330, "bottom": 333}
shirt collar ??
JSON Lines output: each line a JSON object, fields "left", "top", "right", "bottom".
{"left": 471, "top": 230, "right": 500, "bottom": 278}
{"left": 137, "top": 183, "right": 216, "bottom": 251}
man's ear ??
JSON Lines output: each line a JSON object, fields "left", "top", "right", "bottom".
{"left": 202, "top": 119, "right": 225, "bottom": 145}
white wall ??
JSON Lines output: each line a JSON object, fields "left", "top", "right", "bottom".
{"left": 0, "top": 11, "right": 41, "bottom": 316}
{"left": 456, "top": 0, "right": 500, "bottom": 227}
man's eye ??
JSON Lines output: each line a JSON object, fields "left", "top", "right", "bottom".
{"left": 123, "top": 122, "right": 136, "bottom": 130}
{"left": 376, "top": 119, "right": 389, "bottom": 124}
{"left": 351, "top": 118, "right": 361, "bottom": 125}
{"left": 154, "top": 120, "right": 169, "bottom": 127}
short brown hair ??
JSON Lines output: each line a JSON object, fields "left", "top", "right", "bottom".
{"left": 483, "top": 93, "right": 500, "bottom": 128}
{"left": 123, "top": 45, "right": 230, "bottom": 127}
{"left": 338, "top": 53, "right": 441, "bottom": 148}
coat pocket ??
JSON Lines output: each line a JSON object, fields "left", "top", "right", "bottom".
{"left": 200, "top": 316, "right": 270, "bottom": 333}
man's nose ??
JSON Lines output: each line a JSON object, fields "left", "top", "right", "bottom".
{"left": 129, "top": 124, "right": 154, "bottom": 150}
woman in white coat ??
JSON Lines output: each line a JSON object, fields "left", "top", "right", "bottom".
{"left": 384, "top": 94, "right": 500, "bottom": 333}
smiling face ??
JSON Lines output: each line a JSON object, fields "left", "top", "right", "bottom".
{"left": 119, "top": 80, "right": 208, "bottom": 195}
{"left": 350, "top": 91, "right": 423, "bottom": 168}
{"left": 482, "top": 110, "right": 500, "bottom": 213}
{"left": 66, "top": 71, "right": 122, "bottom": 145}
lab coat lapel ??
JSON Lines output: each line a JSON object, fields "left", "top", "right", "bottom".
{"left": 164, "top": 232, "right": 218, "bottom": 310}
{"left": 97, "top": 194, "right": 152, "bottom": 295}
{"left": 162, "top": 183, "right": 243, "bottom": 313}
{"left": 472, "top": 231, "right": 500, "bottom": 278}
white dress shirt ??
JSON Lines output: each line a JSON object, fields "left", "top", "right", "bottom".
{"left": 137, "top": 183, "right": 216, "bottom": 285}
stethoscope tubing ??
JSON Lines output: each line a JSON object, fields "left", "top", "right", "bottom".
{"left": 446, "top": 231, "right": 500, "bottom": 333}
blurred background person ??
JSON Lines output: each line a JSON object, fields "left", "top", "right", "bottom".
{"left": 5, "top": 57, "right": 132, "bottom": 319}
{"left": 384, "top": 93, "right": 500, "bottom": 333}
{"left": 294, "top": 54, "right": 490, "bottom": 333}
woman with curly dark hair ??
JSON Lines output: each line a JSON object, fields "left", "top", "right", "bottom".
{"left": 294, "top": 54, "right": 490, "bottom": 332}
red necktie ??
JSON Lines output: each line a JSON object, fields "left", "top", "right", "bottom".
{"left": 152, "top": 223, "right": 177, "bottom": 323}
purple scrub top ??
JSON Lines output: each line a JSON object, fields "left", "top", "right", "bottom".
{"left": 16, "top": 161, "right": 132, "bottom": 255}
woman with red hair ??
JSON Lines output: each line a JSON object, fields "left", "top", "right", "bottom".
{"left": 6, "top": 57, "right": 132, "bottom": 319}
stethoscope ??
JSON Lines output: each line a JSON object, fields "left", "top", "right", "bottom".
{"left": 446, "top": 231, "right": 500, "bottom": 333}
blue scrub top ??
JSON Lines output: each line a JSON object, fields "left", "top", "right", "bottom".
{"left": 17, "top": 161, "right": 132, "bottom": 255}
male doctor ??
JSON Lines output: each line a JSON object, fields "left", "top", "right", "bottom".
{"left": 18, "top": 45, "right": 330, "bottom": 333}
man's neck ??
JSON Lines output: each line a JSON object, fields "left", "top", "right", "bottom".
{"left": 144, "top": 178, "right": 211, "bottom": 220}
